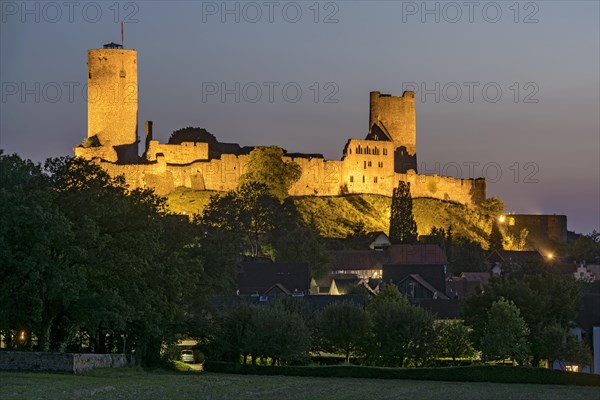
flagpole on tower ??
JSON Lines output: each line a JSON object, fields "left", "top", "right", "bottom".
{"left": 121, "top": 21, "right": 124, "bottom": 48}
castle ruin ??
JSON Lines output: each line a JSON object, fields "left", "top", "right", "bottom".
{"left": 75, "top": 44, "right": 486, "bottom": 205}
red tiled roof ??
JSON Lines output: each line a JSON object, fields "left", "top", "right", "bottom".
{"left": 332, "top": 244, "right": 447, "bottom": 270}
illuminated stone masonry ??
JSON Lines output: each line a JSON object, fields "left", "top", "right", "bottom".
{"left": 74, "top": 44, "right": 486, "bottom": 205}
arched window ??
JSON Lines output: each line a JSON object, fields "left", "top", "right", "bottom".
{"left": 383, "top": 148, "right": 388, "bottom": 156}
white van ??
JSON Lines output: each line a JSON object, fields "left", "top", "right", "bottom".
{"left": 180, "top": 349, "right": 194, "bottom": 363}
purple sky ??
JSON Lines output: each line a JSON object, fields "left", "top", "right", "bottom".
{"left": 1, "top": 1, "right": 599, "bottom": 234}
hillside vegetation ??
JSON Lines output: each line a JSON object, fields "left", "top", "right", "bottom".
{"left": 166, "top": 189, "right": 493, "bottom": 246}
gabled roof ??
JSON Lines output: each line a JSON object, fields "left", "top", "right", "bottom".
{"left": 366, "top": 231, "right": 388, "bottom": 241}
{"left": 264, "top": 283, "right": 291, "bottom": 296}
{"left": 237, "top": 262, "right": 309, "bottom": 295}
{"left": 399, "top": 274, "right": 450, "bottom": 300}
{"left": 487, "top": 249, "right": 543, "bottom": 264}
{"left": 332, "top": 244, "right": 447, "bottom": 271}
{"left": 366, "top": 123, "right": 393, "bottom": 142}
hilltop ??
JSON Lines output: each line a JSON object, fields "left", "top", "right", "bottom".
{"left": 165, "top": 188, "right": 493, "bottom": 247}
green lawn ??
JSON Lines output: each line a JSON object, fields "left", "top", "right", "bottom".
{"left": 1, "top": 369, "right": 598, "bottom": 400}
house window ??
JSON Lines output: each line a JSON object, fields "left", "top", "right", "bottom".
{"left": 364, "top": 161, "right": 367, "bottom": 169}
{"left": 350, "top": 176, "right": 354, "bottom": 183}
{"left": 366, "top": 146, "right": 370, "bottom": 155}
{"left": 362, "top": 176, "right": 365, "bottom": 183}
{"left": 356, "top": 146, "right": 361, "bottom": 154}
{"left": 349, "top": 148, "right": 352, "bottom": 154}
{"left": 88, "top": 73, "right": 92, "bottom": 79}
{"left": 368, "top": 161, "right": 372, "bottom": 167}
{"left": 374, "top": 147, "right": 379, "bottom": 155}
{"left": 379, "top": 162, "right": 383, "bottom": 168}
{"left": 374, "top": 177, "right": 378, "bottom": 183}
{"left": 383, "top": 149, "right": 388, "bottom": 155}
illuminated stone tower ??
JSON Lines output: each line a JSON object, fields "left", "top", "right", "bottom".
{"left": 87, "top": 42, "right": 138, "bottom": 163}
{"left": 368, "top": 91, "right": 417, "bottom": 173}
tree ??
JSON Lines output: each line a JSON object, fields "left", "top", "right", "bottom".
{"left": 202, "top": 182, "right": 279, "bottom": 257}
{"left": 317, "top": 302, "right": 371, "bottom": 363}
{"left": 449, "top": 236, "right": 487, "bottom": 274}
{"left": 365, "top": 287, "right": 436, "bottom": 367}
{"left": 537, "top": 323, "right": 591, "bottom": 369}
{"left": 267, "top": 199, "right": 331, "bottom": 278}
{"left": 202, "top": 183, "right": 331, "bottom": 277}
{"left": 462, "top": 268, "right": 583, "bottom": 367}
{"left": 478, "top": 297, "right": 530, "bottom": 365}
{"left": 240, "top": 146, "right": 302, "bottom": 200}
{"left": 168, "top": 126, "right": 218, "bottom": 145}
{"left": 434, "top": 320, "right": 476, "bottom": 364}
{"left": 388, "top": 181, "right": 418, "bottom": 244}
{"left": 488, "top": 221, "right": 503, "bottom": 251}
{"left": 479, "top": 197, "right": 505, "bottom": 217}
{"left": 0, "top": 153, "right": 84, "bottom": 351}
{"left": 250, "top": 302, "right": 311, "bottom": 365}
{"left": 562, "top": 231, "right": 600, "bottom": 263}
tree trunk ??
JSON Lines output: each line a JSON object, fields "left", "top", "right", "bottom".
{"left": 38, "top": 317, "right": 54, "bottom": 352}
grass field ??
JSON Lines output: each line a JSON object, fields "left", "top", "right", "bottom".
{"left": 1, "top": 369, "right": 599, "bottom": 400}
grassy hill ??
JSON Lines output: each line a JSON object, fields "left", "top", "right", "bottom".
{"left": 166, "top": 188, "right": 494, "bottom": 246}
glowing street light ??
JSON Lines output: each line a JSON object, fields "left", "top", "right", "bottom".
{"left": 498, "top": 215, "right": 506, "bottom": 223}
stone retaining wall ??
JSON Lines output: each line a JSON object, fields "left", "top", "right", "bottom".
{"left": 0, "top": 351, "right": 131, "bottom": 374}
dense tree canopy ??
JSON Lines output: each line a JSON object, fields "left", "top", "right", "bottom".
{"left": 239, "top": 146, "right": 302, "bottom": 200}
{"left": 0, "top": 153, "right": 235, "bottom": 364}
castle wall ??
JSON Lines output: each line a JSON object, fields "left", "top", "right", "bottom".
{"left": 370, "top": 91, "right": 416, "bottom": 159}
{"left": 88, "top": 48, "right": 138, "bottom": 162}
{"left": 397, "top": 173, "right": 486, "bottom": 206}
{"left": 288, "top": 158, "right": 344, "bottom": 196}
{"left": 92, "top": 153, "right": 485, "bottom": 206}
{"left": 146, "top": 141, "right": 209, "bottom": 164}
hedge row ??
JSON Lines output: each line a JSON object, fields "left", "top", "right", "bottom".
{"left": 204, "top": 362, "right": 600, "bottom": 386}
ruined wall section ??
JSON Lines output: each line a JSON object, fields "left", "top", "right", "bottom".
{"left": 288, "top": 157, "right": 343, "bottom": 196}
{"left": 74, "top": 145, "right": 118, "bottom": 163}
{"left": 92, "top": 150, "right": 485, "bottom": 207}
{"left": 145, "top": 141, "right": 209, "bottom": 164}
{"left": 88, "top": 48, "right": 138, "bottom": 162}
{"left": 397, "top": 172, "right": 486, "bottom": 206}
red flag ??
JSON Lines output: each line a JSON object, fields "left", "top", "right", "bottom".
{"left": 121, "top": 21, "right": 124, "bottom": 47}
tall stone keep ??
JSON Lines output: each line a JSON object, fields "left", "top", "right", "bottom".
{"left": 87, "top": 43, "right": 138, "bottom": 163}
{"left": 369, "top": 91, "right": 417, "bottom": 173}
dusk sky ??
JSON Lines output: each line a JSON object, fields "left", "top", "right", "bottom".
{"left": 1, "top": 1, "right": 598, "bottom": 234}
